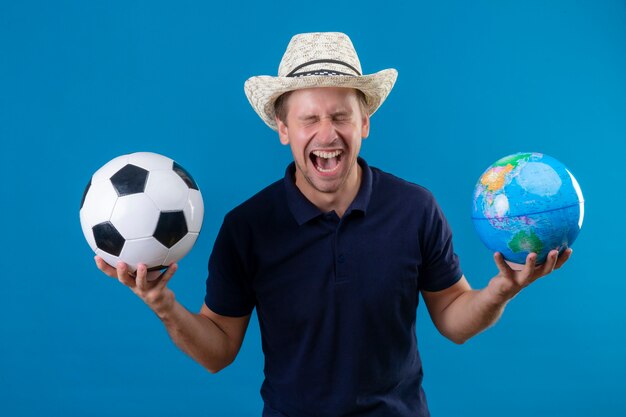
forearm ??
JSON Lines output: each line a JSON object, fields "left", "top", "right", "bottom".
{"left": 428, "top": 250, "right": 570, "bottom": 345}
{"left": 156, "top": 295, "right": 234, "bottom": 373}
{"left": 435, "top": 288, "right": 508, "bottom": 344}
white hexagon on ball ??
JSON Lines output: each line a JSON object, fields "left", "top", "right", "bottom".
{"left": 111, "top": 193, "right": 161, "bottom": 240}
{"left": 184, "top": 189, "right": 204, "bottom": 233}
{"left": 164, "top": 232, "right": 200, "bottom": 266}
{"left": 145, "top": 169, "right": 189, "bottom": 211}
{"left": 128, "top": 152, "right": 173, "bottom": 172}
{"left": 80, "top": 180, "right": 119, "bottom": 226}
{"left": 120, "top": 237, "right": 169, "bottom": 272}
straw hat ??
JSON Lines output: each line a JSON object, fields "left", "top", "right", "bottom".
{"left": 244, "top": 32, "right": 398, "bottom": 131}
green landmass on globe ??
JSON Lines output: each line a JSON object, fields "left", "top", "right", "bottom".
{"left": 508, "top": 230, "right": 544, "bottom": 254}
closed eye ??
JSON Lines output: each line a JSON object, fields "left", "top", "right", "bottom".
{"left": 299, "top": 115, "right": 320, "bottom": 125}
{"left": 332, "top": 112, "right": 352, "bottom": 122}
{"left": 298, "top": 112, "right": 352, "bottom": 125}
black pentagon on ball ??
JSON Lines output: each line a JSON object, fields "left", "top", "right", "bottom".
{"left": 110, "top": 164, "right": 149, "bottom": 196}
{"left": 93, "top": 221, "right": 125, "bottom": 256}
{"left": 80, "top": 179, "right": 91, "bottom": 209}
{"left": 154, "top": 211, "right": 188, "bottom": 248}
{"left": 173, "top": 161, "right": 199, "bottom": 190}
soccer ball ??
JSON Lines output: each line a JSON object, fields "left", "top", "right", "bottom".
{"left": 80, "top": 152, "right": 204, "bottom": 274}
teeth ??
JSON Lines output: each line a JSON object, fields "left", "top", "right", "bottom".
{"left": 312, "top": 150, "right": 342, "bottom": 159}
{"left": 317, "top": 165, "right": 338, "bottom": 173}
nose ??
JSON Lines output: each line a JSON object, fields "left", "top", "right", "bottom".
{"left": 316, "top": 117, "right": 338, "bottom": 144}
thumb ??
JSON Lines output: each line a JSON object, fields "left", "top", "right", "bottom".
{"left": 493, "top": 252, "right": 513, "bottom": 276}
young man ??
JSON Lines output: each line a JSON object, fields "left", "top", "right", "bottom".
{"left": 96, "top": 32, "right": 572, "bottom": 417}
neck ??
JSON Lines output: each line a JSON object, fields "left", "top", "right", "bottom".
{"left": 296, "top": 163, "right": 362, "bottom": 218}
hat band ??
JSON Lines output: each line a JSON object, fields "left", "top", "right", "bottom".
{"left": 289, "top": 69, "right": 356, "bottom": 77}
{"left": 286, "top": 59, "right": 361, "bottom": 77}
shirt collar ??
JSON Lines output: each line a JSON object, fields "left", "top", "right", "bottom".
{"left": 284, "top": 157, "right": 373, "bottom": 225}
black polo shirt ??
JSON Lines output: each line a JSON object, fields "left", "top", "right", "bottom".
{"left": 205, "top": 158, "right": 462, "bottom": 417}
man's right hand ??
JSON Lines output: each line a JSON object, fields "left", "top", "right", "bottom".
{"left": 95, "top": 256, "right": 178, "bottom": 318}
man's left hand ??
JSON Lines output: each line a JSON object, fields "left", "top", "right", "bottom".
{"left": 485, "top": 248, "right": 573, "bottom": 304}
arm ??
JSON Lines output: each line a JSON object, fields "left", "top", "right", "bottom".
{"left": 95, "top": 257, "right": 250, "bottom": 373}
{"left": 421, "top": 248, "right": 572, "bottom": 345}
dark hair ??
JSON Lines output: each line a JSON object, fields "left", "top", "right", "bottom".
{"left": 274, "top": 89, "right": 369, "bottom": 126}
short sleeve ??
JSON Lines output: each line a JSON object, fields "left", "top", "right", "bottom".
{"left": 204, "top": 213, "right": 256, "bottom": 317}
{"left": 418, "top": 194, "right": 463, "bottom": 292}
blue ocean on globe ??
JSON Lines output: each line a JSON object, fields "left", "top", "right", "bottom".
{"left": 471, "top": 152, "right": 584, "bottom": 266}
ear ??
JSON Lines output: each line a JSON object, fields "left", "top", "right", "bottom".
{"left": 276, "top": 116, "right": 290, "bottom": 145}
{"left": 361, "top": 113, "right": 370, "bottom": 139}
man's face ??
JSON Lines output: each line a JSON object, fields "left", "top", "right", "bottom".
{"left": 276, "top": 87, "right": 370, "bottom": 197}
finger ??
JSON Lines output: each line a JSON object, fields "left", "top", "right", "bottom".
{"left": 554, "top": 248, "right": 573, "bottom": 270}
{"left": 517, "top": 252, "right": 537, "bottom": 286}
{"left": 156, "top": 263, "right": 178, "bottom": 288}
{"left": 135, "top": 264, "right": 149, "bottom": 292}
{"left": 493, "top": 252, "right": 513, "bottom": 276}
{"left": 116, "top": 262, "right": 136, "bottom": 288}
{"left": 95, "top": 256, "right": 118, "bottom": 278}
{"left": 538, "top": 250, "right": 559, "bottom": 277}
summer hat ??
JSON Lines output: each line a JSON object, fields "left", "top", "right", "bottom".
{"left": 244, "top": 32, "right": 398, "bottom": 131}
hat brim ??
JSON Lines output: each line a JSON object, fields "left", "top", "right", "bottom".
{"left": 244, "top": 68, "right": 398, "bottom": 131}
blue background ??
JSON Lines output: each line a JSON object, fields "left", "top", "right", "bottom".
{"left": 1, "top": 1, "right": 625, "bottom": 416}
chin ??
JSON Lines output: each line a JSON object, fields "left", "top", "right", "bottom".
{"left": 310, "top": 177, "right": 347, "bottom": 194}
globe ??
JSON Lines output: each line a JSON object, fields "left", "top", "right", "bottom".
{"left": 471, "top": 152, "right": 584, "bottom": 268}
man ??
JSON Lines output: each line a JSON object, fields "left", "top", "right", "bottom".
{"left": 96, "top": 32, "right": 572, "bottom": 416}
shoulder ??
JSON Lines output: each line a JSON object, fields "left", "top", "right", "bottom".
{"left": 370, "top": 165, "right": 438, "bottom": 209}
{"left": 222, "top": 178, "right": 286, "bottom": 228}
{"left": 364, "top": 165, "right": 446, "bottom": 235}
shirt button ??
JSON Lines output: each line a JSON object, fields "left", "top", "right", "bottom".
{"left": 338, "top": 254, "right": 346, "bottom": 263}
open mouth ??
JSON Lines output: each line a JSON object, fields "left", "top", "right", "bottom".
{"left": 310, "top": 150, "right": 343, "bottom": 173}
